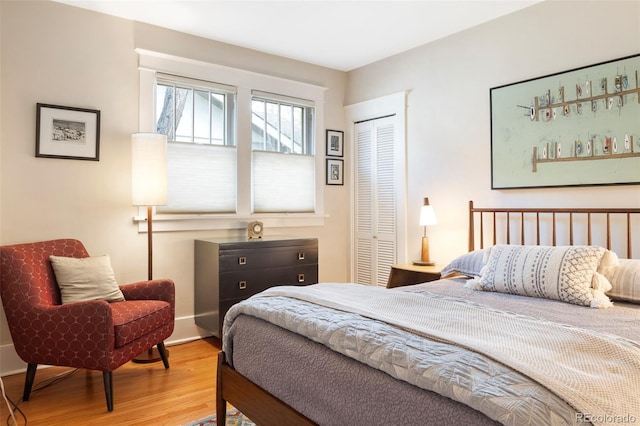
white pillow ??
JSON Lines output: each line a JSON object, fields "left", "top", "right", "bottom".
{"left": 605, "top": 259, "right": 640, "bottom": 303}
{"left": 469, "top": 245, "right": 614, "bottom": 308}
{"left": 597, "top": 249, "right": 620, "bottom": 277}
{"left": 50, "top": 255, "right": 125, "bottom": 304}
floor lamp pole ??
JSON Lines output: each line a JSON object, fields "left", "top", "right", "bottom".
{"left": 133, "top": 205, "right": 166, "bottom": 363}
{"left": 147, "top": 205, "right": 153, "bottom": 281}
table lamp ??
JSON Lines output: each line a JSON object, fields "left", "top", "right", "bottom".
{"left": 413, "top": 197, "right": 437, "bottom": 266}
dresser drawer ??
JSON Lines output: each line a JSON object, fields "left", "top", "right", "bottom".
{"left": 219, "top": 245, "right": 318, "bottom": 272}
{"left": 219, "top": 264, "right": 318, "bottom": 300}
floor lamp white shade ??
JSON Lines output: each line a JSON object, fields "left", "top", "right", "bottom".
{"left": 131, "top": 133, "right": 168, "bottom": 207}
{"left": 131, "top": 132, "right": 168, "bottom": 282}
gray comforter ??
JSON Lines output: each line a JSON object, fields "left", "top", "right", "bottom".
{"left": 223, "top": 280, "right": 640, "bottom": 425}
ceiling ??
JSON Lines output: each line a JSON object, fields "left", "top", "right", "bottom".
{"left": 53, "top": 0, "right": 542, "bottom": 71}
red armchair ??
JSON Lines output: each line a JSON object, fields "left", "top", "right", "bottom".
{"left": 0, "top": 239, "right": 175, "bottom": 411}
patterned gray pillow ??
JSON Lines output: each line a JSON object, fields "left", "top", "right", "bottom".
{"left": 441, "top": 249, "right": 487, "bottom": 278}
{"left": 473, "top": 244, "right": 612, "bottom": 308}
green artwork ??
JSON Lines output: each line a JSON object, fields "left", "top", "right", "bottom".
{"left": 490, "top": 54, "right": 640, "bottom": 189}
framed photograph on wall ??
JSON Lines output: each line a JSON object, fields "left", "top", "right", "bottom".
{"left": 326, "top": 129, "right": 344, "bottom": 157}
{"left": 326, "top": 158, "right": 344, "bottom": 185}
{"left": 36, "top": 103, "right": 101, "bottom": 161}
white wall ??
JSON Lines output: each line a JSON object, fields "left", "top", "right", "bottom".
{"left": 346, "top": 0, "right": 640, "bottom": 266}
{"left": 0, "top": 1, "right": 349, "bottom": 374}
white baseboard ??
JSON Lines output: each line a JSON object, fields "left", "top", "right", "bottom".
{"left": 0, "top": 315, "right": 213, "bottom": 377}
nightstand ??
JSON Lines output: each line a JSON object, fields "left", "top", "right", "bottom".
{"left": 387, "top": 263, "right": 441, "bottom": 288}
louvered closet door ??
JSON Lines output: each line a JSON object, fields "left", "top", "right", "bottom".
{"left": 354, "top": 116, "right": 397, "bottom": 287}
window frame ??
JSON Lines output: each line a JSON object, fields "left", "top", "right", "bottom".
{"left": 135, "top": 49, "right": 326, "bottom": 232}
{"left": 250, "top": 90, "right": 316, "bottom": 214}
{"left": 155, "top": 74, "right": 238, "bottom": 215}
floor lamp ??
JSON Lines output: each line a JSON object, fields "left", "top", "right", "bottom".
{"left": 413, "top": 197, "right": 437, "bottom": 266}
{"left": 131, "top": 132, "right": 168, "bottom": 363}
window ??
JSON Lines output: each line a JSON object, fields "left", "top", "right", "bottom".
{"left": 251, "top": 92, "right": 313, "bottom": 154}
{"left": 156, "top": 79, "right": 231, "bottom": 145}
{"left": 251, "top": 91, "right": 315, "bottom": 213}
{"left": 136, "top": 49, "right": 326, "bottom": 231}
{"left": 154, "top": 75, "right": 237, "bottom": 214}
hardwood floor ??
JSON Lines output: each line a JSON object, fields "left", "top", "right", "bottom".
{"left": 0, "top": 338, "right": 223, "bottom": 426}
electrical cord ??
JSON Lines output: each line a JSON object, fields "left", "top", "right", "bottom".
{"left": 1, "top": 376, "right": 19, "bottom": 426}
{"left": 2, "top": 368, "right": 78, "bottom": 426}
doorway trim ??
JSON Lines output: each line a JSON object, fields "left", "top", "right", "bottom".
{"left": 345, "top": 91, "right": 408, "bottom": 282}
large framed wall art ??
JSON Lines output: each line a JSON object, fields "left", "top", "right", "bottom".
{"left": 490, "top": 54, "right": 640, "bottom": 189}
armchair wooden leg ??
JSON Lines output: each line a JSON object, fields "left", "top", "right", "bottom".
{"left": 23, "top": 363, "right": 37, "bottom": 401}
{"left": 157, "top": 342, "right": 170, "bottom": 369}
{"left": 103, "top": 371, "right": 113, "bottom": 412}
{"left": 132, "top": 345, "right": 170, "bottom": 364}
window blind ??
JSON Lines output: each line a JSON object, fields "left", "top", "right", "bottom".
{"left": 157, "top": 73, "right": 237, "bottom": 94}
{"left": 157, "top": 142, "right": 237, "bottom": 214}
{"left": 252, "top": 151, "right": 315, "bottom": 213}
{"left": 251, "top": 90, "right": 314, "bottom": 107}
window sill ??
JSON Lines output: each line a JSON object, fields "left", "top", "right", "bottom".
{"left": 133, "top": 213, "right": 327, "bottom": 233}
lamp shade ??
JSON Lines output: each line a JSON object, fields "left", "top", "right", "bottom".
{"left": 419, "top": 197, "right": 437, "bottom": 226}
{"left": 131, "top": 133, "right": 168, "bottom": 206}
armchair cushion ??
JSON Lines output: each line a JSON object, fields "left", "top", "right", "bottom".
{"left": 111, "top": 300, "right": 173, "bottom": 347}
{"left": 50, "top": 255, "right": 125, "bottom": 304}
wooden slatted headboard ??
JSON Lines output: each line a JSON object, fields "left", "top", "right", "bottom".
{"left": 468, "top": 200, "right": 640, "bottom": 258}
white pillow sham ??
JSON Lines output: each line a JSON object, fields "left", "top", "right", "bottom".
{"left": 605, "top": 259, "right": 640, "bottom": 303}
{"left": 50, "top": 255, "right": 125, "bottom": 304}
{"left": 468, "top": 244, "right": 614, "bottom": 308}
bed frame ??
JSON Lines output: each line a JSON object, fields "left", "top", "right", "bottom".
{"left": 468, "top": 200, "right": 640, "bottom": 258}
{"left": 216, "top": 201, "right": 640, "bottom": 425}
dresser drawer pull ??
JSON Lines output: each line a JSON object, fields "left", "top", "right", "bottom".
{"left": 238, "top": 256, "right": 247, "bottom": 265}
{"left": 298, "top": 252, "right": 305, "bottom": 260}
{"left": 238, "top": 281, "right": 247, "bottom": 290}
{"left": 297, "top": 274, "right": 305, "bottom": 283}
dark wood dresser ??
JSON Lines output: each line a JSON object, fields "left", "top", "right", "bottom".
{"left": 194, "top": 237, "right": 319, "bottom": 337}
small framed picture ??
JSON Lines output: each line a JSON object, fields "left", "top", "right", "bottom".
{"left": 326, "top": 129, "right": 344, "bottom": 157}
{"left": 36, "top": 103, "right": 101, "bottom": 161}
{"left": 326, "top": 158, "right": 344, "bottom": 185}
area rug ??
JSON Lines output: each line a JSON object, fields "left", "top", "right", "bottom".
{"left": 184, "top": 408, "right": 255, "bottom": 426}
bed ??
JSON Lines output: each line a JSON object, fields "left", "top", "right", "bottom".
{"left": 216, "top": 202, "right": 640, "bottom": 425}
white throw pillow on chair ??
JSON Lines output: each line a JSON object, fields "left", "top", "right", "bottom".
{"left": 50, "top": 255, "right": 125, "bottom": 304}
